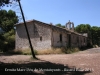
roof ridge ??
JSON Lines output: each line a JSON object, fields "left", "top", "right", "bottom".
{"left": 15, "top": 19, "right": 87, "bottom": 37}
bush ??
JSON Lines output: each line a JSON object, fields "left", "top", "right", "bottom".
{"left": 2, "top": 29, "right": 15, "bottom": 52}
{"left": 0, "top": 39, "right": 4, "bottom": 51}
{"left": 7, "top": 48, "right": 37, "bottom": 55}
{"left": 62, "top": 47, "right": 80, "bottom": 54}
{"left": 0, "top": 34, "right": 5, "bottom": 52}
{"left": 36, "top": 48, "right": 64, "bottom": 55}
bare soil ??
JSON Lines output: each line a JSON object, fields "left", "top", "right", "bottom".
{"left": 0, "top": 47, "right": 100, "bottom": 75}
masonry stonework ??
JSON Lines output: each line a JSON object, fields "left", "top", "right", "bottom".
{"left": 16, "top": 21, "right": 52, "bottom": 50}
{"left": 15, "top": 20, "right": 87, "bottom": 50}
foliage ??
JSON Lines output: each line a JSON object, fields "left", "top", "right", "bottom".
{"left": 75, "top": 24, "right": 91, "bottom": 33}
{"left": 0, "top": 34, "right": 4, "bottom": 51}
{"left": 75, "top": 24, "right": 100, "bottom": 46}
{"left": 7, "top": 47, "right": 80, "bottom": 55}
{"left": 0, "top": 0, "right": 18, "bottom": 8}
{"left": 0, "top": 0, "right": 10, "bottom": 7}
{"left": 0, "top": 29, "right": 15, "bottom": 52}
{"left": 91, "top": 26, "right": 100, "bottom": 45}
{"left": 2, "top": 29, "right": 15, "bottom": 51}
{"left": 7, "top": 48, "right": 33, "bottom": 55}
{"left": 0, "top": 9, "right": 18, "bottom": 52}
{"left": 0, "top": 10, "right": 18, "bottom": 32}
{"left": 55, "top": 23, "right": 65, "bottom": 28}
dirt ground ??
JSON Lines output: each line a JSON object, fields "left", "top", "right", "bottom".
{"left": 0, "top": 47, "right": 100, "bottom": 75}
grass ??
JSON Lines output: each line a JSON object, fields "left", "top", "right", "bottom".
{"left": 7, "top": 48, "right": 34, "bottom": 55}
{"left": 62, "top": 47, "right": 80, "bottom": 54}
{"left": 39, "top": 47, "right": 80, "bottom": 54}
{"left": 7, "top": 47, "right": 80, "bottom": 55}
{"left": 36, "top": 48, "right": 64, "bottom": 55}
{"left": 93, "top": 45, "right": 99, "bottom": 48}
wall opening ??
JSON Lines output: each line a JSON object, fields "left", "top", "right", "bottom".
{"left": 60, "top": 34, "right": 62, "bottom": 42}
{"left": 77, "top": 36, "right": 79, "bottom": 43}
{"left": 67, "top": 34, "right": 71, "bottom": 47}
{"left": 84, "top": 38, "right": 85, "bottom": 43}
{"left": 40, "top": 36, "right": 42, "bottom": 41}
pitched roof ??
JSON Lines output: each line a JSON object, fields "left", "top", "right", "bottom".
{"left": 15, "top": 19, "right": 87, "bottom": 37}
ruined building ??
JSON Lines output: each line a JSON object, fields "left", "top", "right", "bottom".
{"left": 15, "top": 19, "right": 87, "bottom": 50}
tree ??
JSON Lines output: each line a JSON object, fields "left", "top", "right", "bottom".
{"left": 0, "top": 10, "right": 18, "bottom": 32}
{"left": 0, "top": 0, "right": 36, "bottom": 58}
{"left": 75, "top": 24, "right": 91, "bottom": 33}
{"left": 3, "top": 29, "right": 15, "bottom": 51}
{"left": 55, "top": 23, "right": 65, "bottom": 28}
{"left": 75, "top": 24, "right": 92, "bottom": 47}
{"left": 0, "top": 33, "right": 4, "bottom": 51}
{"left": 75, "top": 24, "right": 100, "bottom": 46}
{"left": 0, "top": 9, "right": 18, "bottom": 52}
{"left": 0, "top": 0, "right": 17, "bottom": 8}
{"left": 91, "top": 26, "right": 100, "bottom": 45}
{"left": 0, "top": 1, "right": 36, "bottom": 58}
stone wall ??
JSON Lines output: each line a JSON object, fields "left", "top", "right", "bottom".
{"left": 78, "top": 35, "right": 87, "bottom": 48}
{"left": 67, "top": 31, "right": 87, "bottom": 48}
{"left": 52, "top": 30, "right": 67, "bottom": 47}
{"left": 15, "top": 21, "right": 52, "bottom": 50}
{"left": 15, "top": 22, "right": 33, "bottom": 49}
{"left": 33, "top": 22, "right": 52, "bottom": 50}
{"left": 15, "top": 20, "right": 88, "bottom": 50}
{"left": 71, "top": 33, "right": 78, "bottom": 47}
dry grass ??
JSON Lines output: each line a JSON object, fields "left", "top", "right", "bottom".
{"left": 32, "top": 47, "right": 79, "bottom": 54}
{"left": 8, "top": 48, "right": 32, "bottom": 55}
{"left": 93, "top": 45, "right": 99, "bottom": 48}
{"left": 36, "top": 48, "right": 64, "bottom": 55}
{"left": 7, "top": 47, "right": 80, "bottom": 55}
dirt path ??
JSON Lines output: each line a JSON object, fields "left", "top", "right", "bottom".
{"left": 0, "top": 47, "right": 100, "bottom": 75}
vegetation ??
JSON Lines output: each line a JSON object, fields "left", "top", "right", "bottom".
{"left": 55, "top": 23, "right": 65, "bottom": 28}
{"left": 91, "top": 26, "right": 100, "bottom": 45}
{"left": 55, "top": 23, "right": 100, "bottom": 47}
{"left": 75, "top": 24, "right": 100, "bottom": 47}
{"left": 0, "top": 0, "right": 18, "bottom": 8}
{"left": 0, "top": 0, "right": 37, "bottom": 59}
{"left": 0, "top": 0, "right": 99, "bottom": 53}
{"left": 0, "top": 10, "right": 18, "bottom": 52}
{"left": 7, "top": 47, "right": 80, "bottom": 55}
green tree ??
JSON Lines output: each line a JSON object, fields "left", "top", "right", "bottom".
{"left": 75, "top": 24, "right": 92, "bottom": 47}
{"left": 55, "top": 23, "right": 65, "bottom": 28}
{"left": 91, "top": 26, "right": 100, "bottom": 45}
{"left": 0, "top": 33, "right": 4, "bottom": 51}
{"left": 0, "top": 10, "right": 18, "bottom": 52}
{"left": 75, "top": 24, "right": 100, "bottom": 46}
{"left": 75, "top": 24, "right": 91, "bottom": 33}
{"left": 0, "top": 10, "right": 18, "bottom": 32}
{"left": 3, "top": 29, "right": 15, "bottom": 51}
{"left": 0, "top": 0, "right": 36, "bottom": 58}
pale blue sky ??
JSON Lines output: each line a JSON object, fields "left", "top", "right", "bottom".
{"left": 2, "top": 0, "right": 100, "bottom": 27}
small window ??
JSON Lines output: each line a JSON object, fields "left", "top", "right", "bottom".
{"left": 60, "top": 34, "right": 62, "bottom": 42}
{"left": 84, "top": 38, "right": 85, "bottom": 43}
{"left": 40, "top": 36, "right": 42, "bottom": 41}
{"left": 77, "top": 37, "right": 79, "bottom": 42}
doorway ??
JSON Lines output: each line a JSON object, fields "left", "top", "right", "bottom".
{"left": 67, "top": 34, "right": 71, "bottom": 47}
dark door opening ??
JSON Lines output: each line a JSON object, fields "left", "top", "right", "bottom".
{"left": 67, "top": 34, "right": 71, "bottom": 47}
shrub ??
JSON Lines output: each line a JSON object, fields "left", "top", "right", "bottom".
{"left": 8, "top": 48, "right": 37, "bottom": 55}
{"left": 7, "top": 47, "right": 80, "bottom": 55}
{"left": 62, "top": 47, "right": 80, "bottom": 54}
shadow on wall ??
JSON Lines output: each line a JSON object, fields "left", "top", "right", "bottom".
{"left": 0, "top": 59, "right": 91, "bottom": 75}
{"left": 17, "top": 24, "right": 40, "bottom": 38}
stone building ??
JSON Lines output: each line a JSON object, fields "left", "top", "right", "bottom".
{"left": 15, "top": 19, "right": 87, "bottom": 50}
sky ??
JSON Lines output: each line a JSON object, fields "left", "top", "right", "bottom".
{"left": 2, "top": 0, "right": 100, "bottom": 27}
